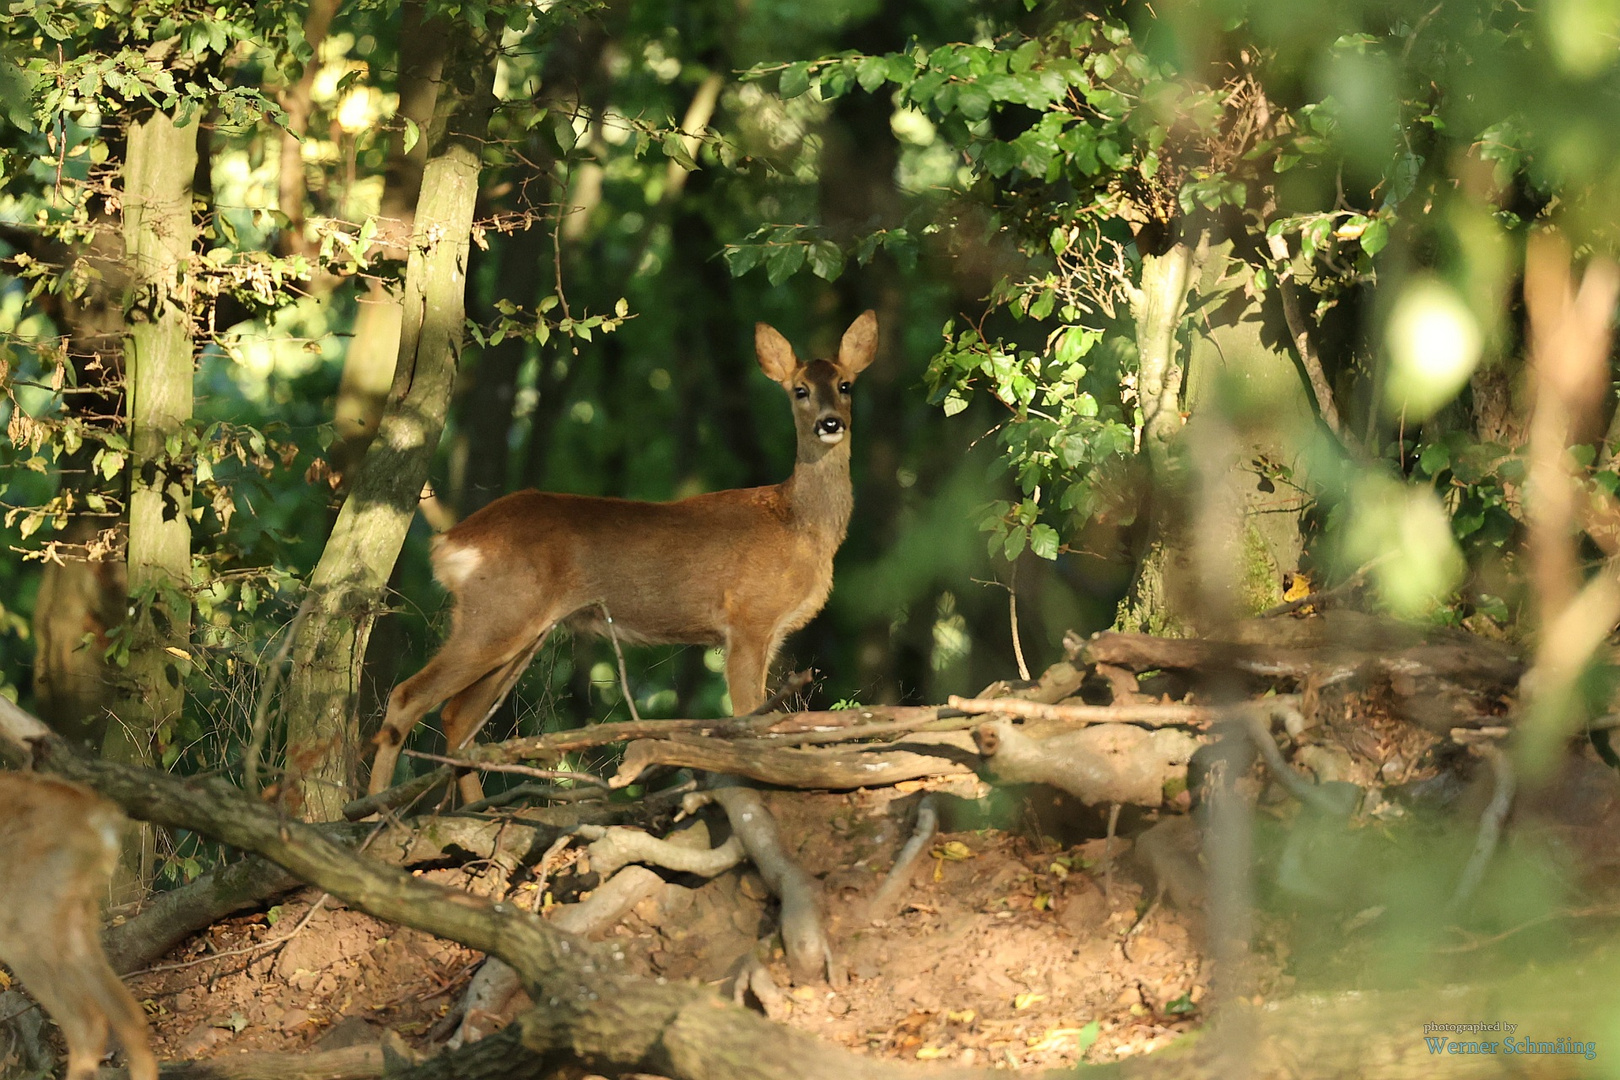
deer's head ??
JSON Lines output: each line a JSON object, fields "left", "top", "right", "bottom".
{"left": 756, "top": 310, "right": 877, "bottom": 460}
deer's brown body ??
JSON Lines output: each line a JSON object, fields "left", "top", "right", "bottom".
{"left": 0, "top": 772, "right": 158, "bottom": 1080}
{"left": 370, "top": 311, "right": 879, "bottom": 798}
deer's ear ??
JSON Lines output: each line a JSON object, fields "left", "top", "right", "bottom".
{"left": 755, "top": 323, "right": 798, "bottom": 383}
{"left": 837, "top": 310, "right": 878, "bottom": 375}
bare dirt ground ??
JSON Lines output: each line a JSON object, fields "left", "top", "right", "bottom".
{"left": 122, "top": 787, "right": 1256, "bottom": 1072}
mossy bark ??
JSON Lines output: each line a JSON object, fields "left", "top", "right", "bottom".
{"left": 107, "top": 107, "right": 198, "bottom": 897}
{"left": 281, "top": 37, "right": 498, "bottom": 821}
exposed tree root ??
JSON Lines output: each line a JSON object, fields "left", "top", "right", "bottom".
{"left": 866, "top": 794, "right": 938, "bottom": 923}
{"left": 685, "top": 786, "right": 841, "bottom": 987}
{"left": 577, "top": 824, "right": 746, "bottom": 880}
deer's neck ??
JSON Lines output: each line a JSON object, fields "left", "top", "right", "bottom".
{"left": 783, "top": 439, "right": 853, "bottom": 544}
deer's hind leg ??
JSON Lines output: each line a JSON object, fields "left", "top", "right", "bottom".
{"left": 370, "top": 605, "right": 549, "bottom": 795}
{"left": 440, "top": 627, "right": 555, "bottom": 802}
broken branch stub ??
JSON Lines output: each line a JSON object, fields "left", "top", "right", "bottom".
{"left": 975, "top": 720, "right": 1201, "bottom": 807}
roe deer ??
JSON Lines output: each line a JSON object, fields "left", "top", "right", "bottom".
{"left": 0, "top": 772, "right": 158, "bottom": 1080}
{"left": 369, "top": 311, "right": 879, "bottom": 800}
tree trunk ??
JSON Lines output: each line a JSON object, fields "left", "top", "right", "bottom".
{"left": 282, "top": 39, "right": 497, "bottom": 820}
{"left": 1118, "top": 239, "right": 1311, "bottom": 634}
{"left": 107, "top": 107, "right": 198, "bottom": 896}
{"left": 1117, "top": 237, "right": 1199, "bottom": 635}
{"left": 328, "top": 2, "right": 449, "bottom": 484}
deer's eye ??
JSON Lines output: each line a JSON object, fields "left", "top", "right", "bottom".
{"left": 794, "top": 386, "right": 810, "bottom": 400}
{"left": 838, "top": 381, "right": 852, "bottom": 394}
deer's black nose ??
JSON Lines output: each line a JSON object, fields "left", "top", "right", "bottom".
{"left": 815, "top": 416, "right": 845, "bottom": 436}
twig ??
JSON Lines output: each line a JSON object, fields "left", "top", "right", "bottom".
{"left": 459, "top": 631, "right": 553, "bottom": 750}
{"left": 1009, "top": 561, "right": 1030, "bottom": 681}
{"left": 592, "top": 600, "right": 641, "bottom": 723}
{"left": 1446, "top": 745, "right": 1515, "bottom": 918}
{"left": 458, "top": 782, "right": 606, "bottom": 812}
{"left": 400, "top": 748, "right": 609, "bottom": 788}
{"left": 1434, "top": 901, "right": 1620, "bottom": 953}
{"left": 1265, "top": 231, "right": 1354, "bottom": 451}
{"left": 132, "top": 894, "right": 331, "bottom": 976}
{"left": 772, "top": 713, "right": 977, "bottom": 746}
{"left": 341, "top": 768, "right": 453, "bottom": 821}
{"left": 530, "top": 834, "right": 573, "bottom": 908}
{"left": 243, "top": 592, "right": 315, "bottom": 795}
{"left": 1103, "top": 802, "right": 1121, "bottom": 898}
{"left": 749, "top": 669, "right": 815, "bottom": 716}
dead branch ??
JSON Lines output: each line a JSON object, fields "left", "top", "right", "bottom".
{"left": 750, "top": 669, "right": 816, "bottom": 715}
{"left": 114, "top": 803, "right": 624, "bottom": 974}
{"left": 610, "top": 731, "right": 979, "bottom": 790}
{"left": 1073, "top": 620, "right": 1521, "bottom": 734}
{"left": 971, "top": 660, "right": 1086, "bottom": 705}
{"left": 948, "top": 695, "right": 1246, "bottom": 728}
{"left": 1446, "top": 745, "right": 1516, "bottom": 917}
{"left": 1263, "top": 230, "right": 1356, "bottom": 453}
{"left": 342, "top": 769, "right": 452, "bottom": 821}
{"left": 400, "top": 748, "right": 608, "bottom": 788}
{"left": 450, "top": 865, "right": 666, "bottom": 1050}
{"left": 142, "top": 1044, "right": 392, "bottom": 1080}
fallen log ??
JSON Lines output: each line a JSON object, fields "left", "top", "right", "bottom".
{"left": 609, "top": 731, "right": 979, "bottom": 789}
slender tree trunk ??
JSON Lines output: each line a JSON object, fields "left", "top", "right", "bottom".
{"left": 329, "top": 2, "right": 449, "bottom": 483}
{"left": 283, "top": 39, "right": 498, "bottom": 820}
{"left": 275, "top": 0, "right": 341, "bottom": 260}
{"left": 107, "top": 108, "right": 198, "bottom": 896}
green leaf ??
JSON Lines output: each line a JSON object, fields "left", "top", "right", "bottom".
{"left": 1361, "top": 218, "right": 1389, "bottom": 256}
{"left": 1030, "top": 523, "right": 1059, "bottom": 560}
{"left": 820, "top": 62, "right": 853, "bottom": 99}
{"left": 1002, "top": 526, "right": 1027, "bottom": 561}
{"left": 661, "top": 131, "right": 698, "bottom": 171}
{"left": 765, "top": 243, "right": 806, "bottom": 285}
{"left": 724, "top": 245, "right": 764, "bottom": 277}
{"left": 779, "top": 62, "right": 812, "bottom": 99}
{"left": 857, "top": 56, "right": 888, "bottom": 92}
{"left": 1028, "top": 289, "right": 1056, "bottom": 321}
{"left": 956, "top": 83, "right": 992, "bottom": 120}
{"left": 807, "top": 241, "right": 845, "bottom": 281}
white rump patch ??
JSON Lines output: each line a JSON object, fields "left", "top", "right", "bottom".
{"left": 435, "top": 543, "right": 484, "bottom": 589}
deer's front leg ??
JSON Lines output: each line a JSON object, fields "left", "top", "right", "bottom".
{"left": 723, "top": 626, "right": 775, "bottom": 716}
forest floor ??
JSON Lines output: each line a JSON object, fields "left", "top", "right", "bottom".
{"left": 123, "top": 786, "right": 1262, "bottom": 1071}
{"left": 111, "top": 614, "right": 1620, "bottom": 1075}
